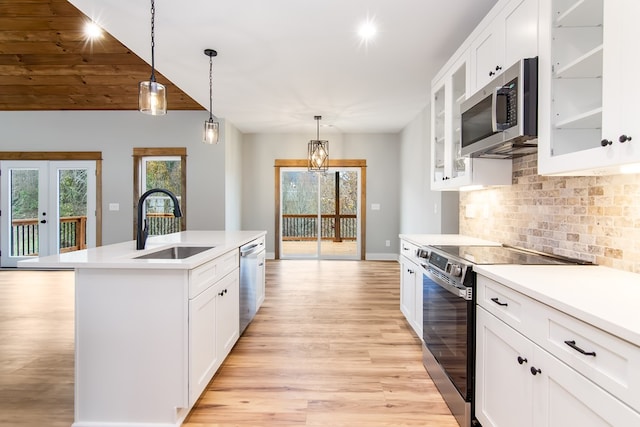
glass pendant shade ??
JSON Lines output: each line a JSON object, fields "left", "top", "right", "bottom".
{"left": 203, "top": 118, "right": 219, "bottom": 144}
{"left": 138, "top": 81, "right": 167, "bottom": 116}
{"left": 202, "top": 49, "right": 219, "bottom": 144}
{"left": 308, "top": 139, "right": 329, "bottom": 171}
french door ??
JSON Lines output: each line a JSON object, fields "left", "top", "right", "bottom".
{"left": 0, "top": 161, "right": 97, "bottom": 267}
{"left": 279, "top": 168, "right": 361, "bottom": 260}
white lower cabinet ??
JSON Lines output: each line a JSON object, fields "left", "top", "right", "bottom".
{"left": 189, "top": 282, "right": 219, "bottom": 406}
{"left": 476, "top": 307, "right": 533, "bottom": 427}
{"left": 399, "top": 240, "right": 423, "bottom": 339}
{"left": 476, "top": 277, "right": 640, "bottom": 427}
{"left": 188, "top": 269, "right": 239, "bottom": 407}
{"left": 216, "top": 271, "right": 240, "bottom": 362}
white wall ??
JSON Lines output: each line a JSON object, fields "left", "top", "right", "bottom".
{"left": 1, "top": 109, "right": 457, "bottom": 256}
{"left": 224, "top": 120, "right": 243, "bottom": 231}
{"left": 0, "top": 111, "right": 228, "bottom": 245}
{"left": 399, "top": 105, "right": 459, "bottom": 234}
{"left": 240, "top": 132, "right": 401, "bottom": 258}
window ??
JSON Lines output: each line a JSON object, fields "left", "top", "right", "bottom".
{"left": 133, "top": 148, "right": 187, "bottom": 238}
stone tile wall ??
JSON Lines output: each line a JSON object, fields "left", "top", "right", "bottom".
{"left": 459, "top": 154, "right": 640, "bottom": 273}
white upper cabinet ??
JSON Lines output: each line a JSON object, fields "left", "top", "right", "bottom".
{"left": 538, "top": 0, "right": 640, "bottom": 175}
{"left": 470, "top": 0, "right": 539, "bottom": 94}
{"left": 430, "top": 0, "right": 539, "bottom": 191}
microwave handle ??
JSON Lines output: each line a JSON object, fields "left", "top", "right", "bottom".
{"left": 492, "top": 86, "right": 510, "bottom": 132}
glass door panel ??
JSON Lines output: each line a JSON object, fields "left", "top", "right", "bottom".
{"left": 1, "top": 160, "right": 96, "bottom": 267}
{"left": 54, "top": 162, "right": 96, "bottom": 253}
{"left": 281, "top": 170, "right": 319, "bottom": 258}
{"left": 280, "top": 168, "right": 360, "bottom": 260}
{"left": 1, "top": 162, "right": 48, "bottom": 267}
{"left": 319, "top": 170, "right": 359, "bottom": 259}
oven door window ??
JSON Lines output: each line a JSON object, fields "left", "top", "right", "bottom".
{"left": 422, "top": 271, "right": 473, "bottom": 400}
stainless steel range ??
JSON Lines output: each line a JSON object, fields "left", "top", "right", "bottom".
{"left": 417, "top": 245, "right": 590, "bottom": 427}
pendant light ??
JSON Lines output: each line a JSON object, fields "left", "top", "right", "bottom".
{"left": 203, "top": 49, "right": 219, "bottom": 144}
{"left": 308, "top": 116, "right": 329, "bottom": 172}
{"left": 138, "top": 0, "right": 167, "bottom": 115}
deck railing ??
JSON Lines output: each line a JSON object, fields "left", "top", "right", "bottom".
{"left": 146, "top": 213, "right": 182, "bottom": 236}
{"left": 10, "top": 216, "right": 87, "bottom": 256}
{"left": 282, "top": 214, "right": 356, "bottom": 241}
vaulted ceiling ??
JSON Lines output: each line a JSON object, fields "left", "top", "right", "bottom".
{"left": 0, "top": 0, "right": 202, "bottom": 111}
{"left": 1, "top": 0, "right": 499, "bottom": 133}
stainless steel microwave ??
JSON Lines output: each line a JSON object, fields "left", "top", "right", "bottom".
{"left": 460, "top": 57, "right": 538, "bottom": 158}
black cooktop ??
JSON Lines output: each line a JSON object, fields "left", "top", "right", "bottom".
{"left": 431, "top": 245, "right": 591, "bottom": 266}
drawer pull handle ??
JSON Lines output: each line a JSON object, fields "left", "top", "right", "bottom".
{"left": 530, "top": 366, "right": 541, "bottom": 376}
{"left": 491, "top": 297, "right": 508, "bottom": 307}
{"left": 517, "top": 356, "right": 528, "bottom": 365}
{"left": 564, "top": 340, "right": 596, "bottom": 357}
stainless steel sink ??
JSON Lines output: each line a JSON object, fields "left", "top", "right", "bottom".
{"left": 134, "top": 246, "right": 215, "bottom": 260}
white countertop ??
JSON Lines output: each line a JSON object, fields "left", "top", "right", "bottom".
{"left": 474, "top": 264, "right": 640, "bottom": 347}
{"left": 399, "top": 234, "right": 500, "bottom": 247}
{"left": 18, "top": 230, "right": 266, "bottom": 270}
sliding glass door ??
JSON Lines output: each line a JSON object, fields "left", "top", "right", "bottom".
{"left": 280, "top": 168, "right": 360, "bottom": 260}
{"left": 0, "top": 161, "right": 96, "bottom": 267}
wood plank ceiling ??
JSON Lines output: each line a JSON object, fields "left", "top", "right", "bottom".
{"left": 0, "top": 0, "right": 202, "bottom": 111}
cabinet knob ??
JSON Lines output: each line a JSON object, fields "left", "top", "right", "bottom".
{"left": 517, "top": 356, "right": 528, "bottom": 365}
{"left": 530, "top": 366, "right": 541, "bottom": 376}
{"left": 619, "top": 135, "right": 632, "bottom": 143}
{"left": 601, "top": 139, "right": 613, "bottom": 147}
{"left": 489, "top": 66, "right": 503, "bottom": 77}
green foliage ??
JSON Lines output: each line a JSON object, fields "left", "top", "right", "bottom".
{"left": 58, "top": 170, "right": 87, "bottom": 217}
{"left": 282, "top": 170, "right": 358, "bottom": 215}
{"left": 10, "top": 170, "right": 39, "bottom": 219}
{"left": 145, "top": 160, "right": 181, "bottom": 195}
{"left": 10, "top": 168, "right": 88, "bottom": 220}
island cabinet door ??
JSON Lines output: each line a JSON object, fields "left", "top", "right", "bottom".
{"left": 188, "top": 283, "right": 219, "bottom": 407}
{"left": 216, "top": 270, "right": 240, "bottom": 361}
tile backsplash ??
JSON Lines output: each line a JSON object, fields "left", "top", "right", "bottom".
{"left": 459, "top": 154, "right": 640, "bottom": 273}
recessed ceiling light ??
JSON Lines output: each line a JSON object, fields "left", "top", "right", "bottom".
{"left": 358, "top": 19, "right": 377, "bottom": 41}
{"left": 84, "top": 21, "right": 103, "bottom": 40}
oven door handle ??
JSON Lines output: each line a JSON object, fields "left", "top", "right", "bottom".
{"left": 424, "top": 268, "right": 472, "bottom": 300}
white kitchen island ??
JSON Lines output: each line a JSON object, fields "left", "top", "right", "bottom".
{"left": 19, "top": 230, "right": 267, "bottom": 427}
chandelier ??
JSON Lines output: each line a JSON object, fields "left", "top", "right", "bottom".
{"left": 308, "top": 116, "right": 329, "bottom": 172}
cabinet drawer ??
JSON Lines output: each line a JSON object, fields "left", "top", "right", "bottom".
{"left": 529, "top": 301, "right": 640, "bottom": 412}
{"left": 400, "top": 240, "right": 419, "bottom": 261}
{"left": 189, "top": 249, "right": 239, "bottom": 299}
{"left": 477, "top": 274, "right": 538, "bottom": 334}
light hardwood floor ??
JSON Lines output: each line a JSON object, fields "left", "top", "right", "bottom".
{"left": 0, "top": 261, "right": 457, "bottom": 427}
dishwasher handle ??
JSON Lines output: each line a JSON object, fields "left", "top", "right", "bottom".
{"left": 241, "top": 241, "right": 264, "bottom": 256}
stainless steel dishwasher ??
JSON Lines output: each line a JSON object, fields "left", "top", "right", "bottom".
{"left": 239, "top": 238, "right": 265, "bottom": 334}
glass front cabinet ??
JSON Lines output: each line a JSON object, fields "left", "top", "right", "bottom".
{"left": 430, "top": 50, "right": 512, "bottom": 191}
{"left": 538, "top": 0, "right": 640, "bottom": 175}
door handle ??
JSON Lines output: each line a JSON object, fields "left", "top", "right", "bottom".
{"left": 40, "top": 219, "right": 47, "bottom": 224}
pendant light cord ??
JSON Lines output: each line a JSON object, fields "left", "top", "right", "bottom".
{"left": 149, "top": 0, "right": 156, "bottom": 82}
{"left": 209, "top": 54, "right": 213, "bottom": 120}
